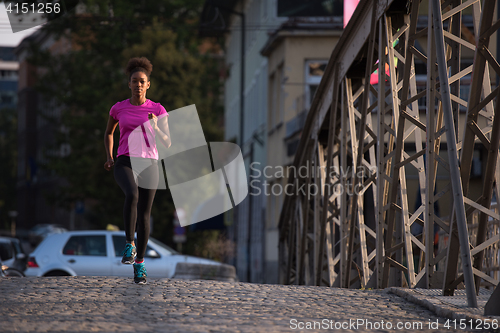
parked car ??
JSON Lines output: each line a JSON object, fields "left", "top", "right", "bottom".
{"left": 0, "top": 236, "right": 28, "bottom": 272}
{"left": 1, "top": 257, "right": 25, "bottom": 277}
{"left": 28, "top": 224, "right": 68, "bottom": 247}
{"left": 25, "top": 230, "right": 221, "bottom": 278}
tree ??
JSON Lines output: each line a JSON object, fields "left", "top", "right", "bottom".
{"left": 26, "top": 0, "right": 224, "bottom": 245}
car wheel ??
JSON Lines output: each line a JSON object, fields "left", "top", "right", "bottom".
{"left": 5, "top": 269, "right": 25, "bottom": 277}
{"left": 44, "top": 270, "right": 70, "bottom": 276}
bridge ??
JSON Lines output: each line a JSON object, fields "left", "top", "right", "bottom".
{"left": 278, "top": 0, "right": 500, "bottom": 310}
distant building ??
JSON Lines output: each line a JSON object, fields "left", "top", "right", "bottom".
{"left": 0, "top": 47, "right": 18, "bottom": 110}
{"left": 201, "top": 0, "right": 285, "bottom": 283}
{"left": 200, "top": 0, "right": 342, "bottom": 283}
{"left": 14, "top": 29, "right": 74, "bottom": 231}
{"left": 261, "top": 16, "right": 342, "bottom": 284}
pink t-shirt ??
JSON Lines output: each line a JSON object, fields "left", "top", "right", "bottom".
{"left": 109, "top": 99, "right": 168, "bottom": 159}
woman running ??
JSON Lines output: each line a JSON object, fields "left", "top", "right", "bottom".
{"left": 103, "top": 57, "right": 171, "bottom": 284}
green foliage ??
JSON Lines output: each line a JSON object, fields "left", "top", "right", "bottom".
{"left": 190, "top": 230, "right": 235, "bottom": 263}
{"left": 26, "top": 0, "right": 224, "bottom": 247}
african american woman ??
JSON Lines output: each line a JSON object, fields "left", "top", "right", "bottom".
{"left": 104, "top": 57, "right": 171, "bottom": 284}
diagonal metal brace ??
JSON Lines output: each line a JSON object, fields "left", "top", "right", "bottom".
{"left": 430, "top": 0, "right": 477, "bottom": 308}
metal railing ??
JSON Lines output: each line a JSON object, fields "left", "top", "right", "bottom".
{"left": 278, "top": 0, "right": 500, "bottom": 309}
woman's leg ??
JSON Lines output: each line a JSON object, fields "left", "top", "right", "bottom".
{"left": 135, "top": 161, "right": 159, "bottom": 260}
{"left": 135, "top": 187, "right": 157, "bottom": 260}
{"left": 114, "top": 157, "right": 139, "bottom": 244}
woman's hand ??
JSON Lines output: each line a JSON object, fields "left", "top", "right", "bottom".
{"left": 149, "top": 112, "right": 171, "bottom": 148}
{"left": 104, "top": 115, "right": 118, "bottom": 171}
{"left": 149, "top": 113, "right": 159, "bottom": 131}
{"left": 104, "top": 158, "right": 114, "bottom": 171}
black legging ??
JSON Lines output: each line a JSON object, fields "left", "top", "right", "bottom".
{"left": 114, "top": 155, "right": 158, "bottom": 259}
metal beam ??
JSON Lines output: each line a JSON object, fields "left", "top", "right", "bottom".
{"left": 430, "top": 0, "right": 477, "bottom": 307}
{"left": 278, "top": 0, "right": 499, "bottom": 306}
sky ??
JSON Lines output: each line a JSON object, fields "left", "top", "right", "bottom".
{"left": 0, "top": 3, "right": 43, "bottom": 47}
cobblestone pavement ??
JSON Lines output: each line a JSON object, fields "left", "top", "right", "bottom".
{"left": 1, "top": 277, "right": 487, "bottom": 332}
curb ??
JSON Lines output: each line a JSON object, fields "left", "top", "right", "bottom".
{"left": 173, "top": 262, "right": 238, "bottom": 282}
{"left": 387, "top": 287, "right": 500, "bottom": 332}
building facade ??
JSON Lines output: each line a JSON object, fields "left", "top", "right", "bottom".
{"left": 261, "top": 21, "right": 342, "bottom": 283}
{"left": 0, "top": 47, "right": 18, "bottom": 110}
{"left": 15, "top": 30, "right": 73, "bottom": 231}
{"left": 201, "top": 0, "right": 343, "bottom": 283}
{"left": 222, "top": 0, "right": 286, "bottom": 283}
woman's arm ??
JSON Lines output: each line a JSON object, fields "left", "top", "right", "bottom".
{"left": 104, "top": 115, "right": 119, "bottom": 171}
{"left": 151, "top": 114, "right": 171, "bottom": 149}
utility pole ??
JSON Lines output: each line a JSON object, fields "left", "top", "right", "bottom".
{"left": 207, "top": 0, "right": 247, "bottom": 280}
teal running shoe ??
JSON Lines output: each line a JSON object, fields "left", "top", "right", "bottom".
{"left": 133, "top": 262, "right": 147, "bottom": 285}
{"left": 121, "top": 243, "right": 137, "bottom": 264}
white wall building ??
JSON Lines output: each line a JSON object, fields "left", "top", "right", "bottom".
{"left": 201, "top": 0, "right": 286, "bottom": 282}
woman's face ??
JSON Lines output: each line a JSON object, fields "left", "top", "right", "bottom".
{"left": 128, "top": 71, "right": 150, "bottom": 97}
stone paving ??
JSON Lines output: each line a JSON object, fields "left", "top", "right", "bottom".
{"left": 389, "top": 288, "right": 499, "bottom": 322}
{"left": 1, "top": 277, "right": 491, "bottom": 332}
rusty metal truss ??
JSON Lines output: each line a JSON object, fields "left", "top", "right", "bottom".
{"left": 278, "top": 0, "right": 500, "bottom": 308}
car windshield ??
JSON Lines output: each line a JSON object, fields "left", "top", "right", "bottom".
{"left": 149, "top": 237, "right": 178, "bottom": 255}
{"left": 10, "top": 239, "right": 23, "bottom": 255}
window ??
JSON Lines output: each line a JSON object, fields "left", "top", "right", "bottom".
{"left": 305, "top": 60, "right": 328, "bottom": 109}
{"left": 285, "top": 110, "right": 307, "bottom": 138}
{"left": 268, "top": 65, "right": 284, "bottom": 130}
{"left": 0, "top": 241, "right": 13, "bottom": 261}
{"left": 278, "top": 0, "right": 343, "bottom": 17}
{"left": 112, "top": 235, "right": 160, "bottom": 258}
{"left": 277, "top": 64, "right": 284, "bottom": 124}
{"left": 459, "top": 85, "right": 470, "bottom": 112}
{"left": 63, "top": 235, "right": 107, "bottom": 256}
{"left": 0, "top": 92, "right": 15, "bottom": 105}
{"left": 268, "top": 187, "right": 276, "bottom": 228}
{"left": 268, "top": 72, "right": 276, "bottom": 129}
{"left": 287, "top": 138, "right": 300, "bottom": 156}
{"left": 471, "top": 149, "right": 482, "bottom": 178}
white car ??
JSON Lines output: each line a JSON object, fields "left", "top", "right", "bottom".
{"left": 25, "top": 230, "right": 220, "bottom": 278}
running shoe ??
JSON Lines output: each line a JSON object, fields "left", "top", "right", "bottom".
{"left": 133, "top": 262, "right": 147, "bottom": 285}
{"left": 121, "top": 243, "right": 137, "bottom": 264}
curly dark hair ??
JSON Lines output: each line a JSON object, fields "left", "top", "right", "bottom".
{"left": 126, "top": 57, "right": 153, "bottom": 80}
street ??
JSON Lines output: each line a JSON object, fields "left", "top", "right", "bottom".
{"left": 1, "top": 277, "right": 484, "bottom": 332}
